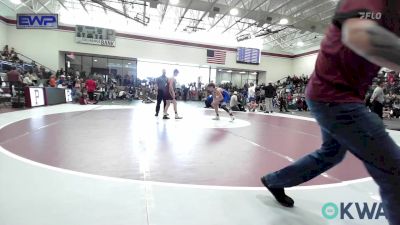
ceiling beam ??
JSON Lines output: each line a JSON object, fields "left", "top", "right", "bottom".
{"left": 122, "top": 0, "right": 127, "bottom": 15}
{"left": 160, "top": 0, "right": 169, "bottom": 24}
{"left": 236, "top": 0, "right": 301, "bottom": 35}
{"left": 79, "top": 0, "right": 89, "bottom": 13}
{"left": 263, "top": 3, "right": 336, "bottom": 46}
{"left": 191, "top": 0, "right": 219, "bottom": 29}
{"left": 0, "top": 0, "right": 17, "bottom": 12}
{"left": 91, "top": 0, "right": 148, "bottom": 25}
{"left": 15, "top": 0, "right": 36, "bottom": 13}
{"left": 36, "top": 0, "right": 52, "bottom": 13}
{"left": 208, "top": 0, "right": 242, "bottom": 31}
{"left": 222, "top": 0, "right": 271, "bottom": 33}
{"left": 174, "top": 0, "right": 194, "bottom": 31}
{"left": 57, "top": 0, "right": 68, "bottom": 10}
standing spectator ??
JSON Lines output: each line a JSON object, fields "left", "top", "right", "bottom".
{"left": 263, "top": 82, "right": 276, "bottom": 113}
{"left": 155, "top": 69, "right": 168, "bottom": 117}
{"left": 2, "top": 45, "right": 9, "bottom": 59}
{"left": 248, "top": 83, "right": 256, "bottom": 102}
{"left": 85, "top": 76, "right": 97, "bottom": 103}
{"left": 7, "top": 66, "right": 22, "bottom": 96}
{"left": 371, "top": 81, "right": 385, "bottom": 119}
{"left": 279, "top": 93, "right": 289, "bottom": 113}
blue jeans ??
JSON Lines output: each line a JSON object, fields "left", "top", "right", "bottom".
{"left": 265, "top": 100, "right": 400, "bottom": 224}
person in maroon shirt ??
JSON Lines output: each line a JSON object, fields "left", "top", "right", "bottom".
{"left": 261, "top": 1, "right": 400, "bottom": 224}
{"left": 6, "top": 66, "right": 22, "bottom": 97}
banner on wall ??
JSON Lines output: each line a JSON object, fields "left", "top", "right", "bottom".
{"left": 16, "top": 14, "right": 58, "bottom": 29}
{"left": 75, "top": 25, "right": 116, "bottom": 47}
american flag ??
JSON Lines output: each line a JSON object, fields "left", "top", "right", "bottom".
{"left": 207, "top": 49, "right": 226, "bottom": 64}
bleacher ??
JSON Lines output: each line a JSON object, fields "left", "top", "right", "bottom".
{"left": 0, "top": 47, "right": 55, "bottom": 109}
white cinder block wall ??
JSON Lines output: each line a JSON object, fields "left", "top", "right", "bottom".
{"left": 0, "top": 21, "right": 7, "bottom": 49}
{"left": 1, "top": 22, "right": 318, "bottom": 82}
{"left": 291, "top": 54, "right": 318, "bottom": 77}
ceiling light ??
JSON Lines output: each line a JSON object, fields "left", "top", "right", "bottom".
{"left": 10, "top": 0, "right": 21, "bottom": 4}
{"left": 230, "top": 8, "right": 239, "bottom": 16}
{"left": 297, "top": 41, "right": 304, "bottom": 47}
{"left": 94, "top": 59, "right": 98, "bottom": 62}
{"left": 227, "top": 70, "right": 232, "bottom": 73}
{"left": 239, "top": 71, "right": 246, "bottom": 74}
{"left": 170, "top": 0, "right": 179, "bottom": 5}
{"left": 218, "top": 69, "right": 222, "bottom": 72}
{"left": 279, "top": 18, "right": 289, "bottom": 25}
{"left": 251, "top": 72, "right": 257, "bottom": 75}
{"left": 127, "top": 63, "right": 131, "bottom": 65}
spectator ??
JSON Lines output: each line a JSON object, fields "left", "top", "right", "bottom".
{"left": 371, "top": 81, "right": 385, "bottom": 119}
{"left": 22, "top": 73, "right": 33, "bottom": 86}
{"left": 7, "top": 66, "right": 22, "bottom": 96}
{"left": 392, "top": 99, "right": 400, "bottom": 118}
{"left": 28, "top": 69, "right": 38, "bottom": 85}
{"left": 73, "top": 78, "right": 83, "bottom": 102}
{"left": 85, "top": 76, "right": 97, "bottom": 103}
{"left": 263, "top": 82, "right": 276, "bottom": 113}
{"left": 57, "top": 75, "right": 66, "bottom": 86}
{"left": 248, "top": 99, "right": 258, "bottom": 112}
{"left": 2, "top": 45, "right": 9, "bottom": 59}
{"left": 279, "top": 93, "right": 289, "bottom": 113}
{"left": 230, "top": 91, "right": 243, "bottom": 111}
{"left": 302, "top": 97, "right": 308, "bottom": 111}
{"left": 248, "top": 83, "right": 256, "bottom": 102}
{"left": 49, "top": 74, "right": 57, "bottom": 87}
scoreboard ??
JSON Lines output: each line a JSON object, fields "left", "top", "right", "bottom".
{"left": 236, "top": 47, "right": 261, "bottom": 65}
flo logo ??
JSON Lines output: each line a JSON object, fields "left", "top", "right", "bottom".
{"left": 322, "top": 202, "right": 386, "bottom": 220}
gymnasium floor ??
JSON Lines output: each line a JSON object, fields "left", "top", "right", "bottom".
{"left": 0, "top": 102, "right": 394, "bottom": 225}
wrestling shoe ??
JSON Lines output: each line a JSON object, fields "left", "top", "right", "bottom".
{"left": 261, "top": 176, "right": 294, "bottom": 208}
{"left": 175, "top": 115, "right": 183, "bottom": 119}
{"left": 230, "top": 115, "right": 235, "bottom": 122}
{"left": 212, "top": 116, "right": 220, "bottom": 120}
{"left": 163, "top": 115, "right": 170, "bottom": 119}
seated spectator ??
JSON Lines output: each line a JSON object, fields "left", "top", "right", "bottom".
{"left": 57, "top": 75, "right": 66, "bottom": 86}
{"left": 301, "top": 97, "right": 308, "bottom": 111}
{"left": 49, "top": 74, "right": 57, "bottom": 87}
{"left": 22, "top": 73, "right": 33, "bottom": 86}
{"left": 391, "top": 99, "right": 400, "bottom": 118}
{"left": 28, "top": 69, "right": 38, "bottom": 85}
{"left": 79, "top": 93, "right": 88, "bottom": 105}
{"left": 73, "top": 78, "right": 83, "bottom": 102}
{"left": 248, "top": 99, "right": 258, "bottom": 112}
{"left": 230, "top": 91, "right": 245, "bottom": 111}
{"left": 296, "top": 96, "right": 304, "bottom": 111}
